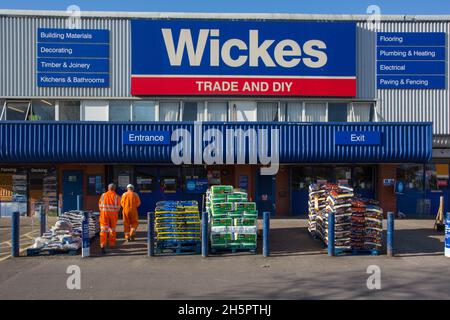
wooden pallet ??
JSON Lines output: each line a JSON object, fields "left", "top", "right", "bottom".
{"left": 26, "top": 247, "right": 80, "bottom": 257}
{"left": 334, "top": 248, "right": 380, "bottom": 256}
{"left": 155, "top": 241, "right": 201, "bottom": 255}
{"left": 210, "top": 246, "right": 257, "bottom": 254}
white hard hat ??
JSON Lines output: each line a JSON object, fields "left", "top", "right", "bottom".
{"left": 127, "top": 184, "right": 134, "bottom": 189}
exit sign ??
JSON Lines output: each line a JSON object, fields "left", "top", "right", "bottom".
{"left": 335, "top": 131, "right": 382, "bottom": 145}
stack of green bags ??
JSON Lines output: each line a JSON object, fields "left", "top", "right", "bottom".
{"left": 206, "top": 185, "right": 258, "bottom": 250}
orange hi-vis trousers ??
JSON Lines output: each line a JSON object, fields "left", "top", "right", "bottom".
{"left": 121, "top": 191, "right": 141, "bottom": 240}
{"left": 99, "top": 191, "right": 121, "bottom": 248}
{"left": 100, "top": 212, "right": 118, "bottom": 248}
{"left": 123, "top": 211, "right": 138, "bottom": 240}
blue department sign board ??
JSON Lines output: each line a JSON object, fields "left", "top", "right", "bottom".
{"left": 37, "top": 28, "right": 110, "bottom": 88}
{"left": 377, "top": 32, "right": 447, "bottom": 89}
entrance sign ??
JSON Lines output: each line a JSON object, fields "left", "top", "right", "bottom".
{"left": 123, "top": 131, "right": 171, "bottom": 145}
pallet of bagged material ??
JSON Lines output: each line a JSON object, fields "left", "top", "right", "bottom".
{"left": 155, "top": 240, "right": 201, "bottom": 255}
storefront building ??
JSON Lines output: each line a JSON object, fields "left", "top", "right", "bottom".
{"left": 0, "top": 10, "right": 446, "bottom": 217}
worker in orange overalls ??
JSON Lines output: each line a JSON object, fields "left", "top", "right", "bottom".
{"left": 121, "top": 184, "right": 141, "bottom": 242}
{"left": 98, "top": 183, "right": 121, "bottom": 254}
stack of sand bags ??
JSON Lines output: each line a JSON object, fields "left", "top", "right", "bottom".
{"left": 308, "top": 184, "right": 327, "bottom": 234}
{"left": 350, "top": 199, "right": 367, "bottom": 249}
{"left": 31, "top": 210, "right": 100, "bottom": 253}
{"left": 323, "top": 185, "right": 354, "bottom": 250}
{"left": 364, "top": 204, "right": 383, "bottom": 250}
{"left": 59, "top": 210, "right": 100, "bottom": 239}
{"left": 207, "top": 185, "right": 258, "bottom": 251}
{"left": 310, "top": 183, "right": 383, "bottom": 252}
{"left": 31, "top": 219, "right": 81, "bottom": 252}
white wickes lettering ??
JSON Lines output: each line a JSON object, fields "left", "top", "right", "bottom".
{"left": 162, "top": 28, "right": 209, "bottom": 66}
{"left": 221, "top": 39, "right": 248, "bottom": 67}
{"left": 303, "top": 40, "right": 327, "bottom": 68}
{"left": 249, "top": 30, "right": 276, "bottom": 67}
{"left": 161, "top": 28, "right": 328, "bottom": 69}
{"left": 274, "top": 39, "right": 301, "bottom": 68}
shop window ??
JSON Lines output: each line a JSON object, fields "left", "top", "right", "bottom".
{"left": 182, "top": 102, "right": 203, "bottom": 121}
{"left": 1, "top": 101, "right": 31, "bottom": 120}
{"left": 291, "top": 166, "right": 314, "bottom": 190}
{"left": 313, "top": 166, "right": 334, "bottom": 184}
{"left": 207, "top": 102, "right": 228, "bottom": 121}
{"left": 207, "top": 169, "right": 222, "bottom": 185}
{"left": 328, "top": 103, "right": 348, "bottom": 122}
{"left": 348, "top": 103, "right": 373, "bottom": 122}
{"left": 285, "top": 102, "right": 303, "bottom": 122}
{"left": 425, "top": 164, "right": 449, "bottom": 191}
{"left": 397, "top": 164, "right": 424, "bottom": 191}
{"left": 335, "top": 166, "right": 352, "bottom": 185}
{"left": 29, "top": 100, "right": 56, "bottom": 121}
{"left": 304, "top": 102, "right": 327, "bottom": 122}
{"left": 135, "top": 166, "right": 157, "bottom": 193}
{"left": 59, "top": 101, "right": 81, "bottom": 121}
{"left": 159, "top": 101, "right": 180, "bottom": 121}
{"left": 29, "top": 168, "right": 57, "bottom": 216}
{"left": 159, "top": 167, "right": 180, "bottom": 193}
{"left": 109, "top": 101, "right": 131, "bottom": 121}
{"left": 161, "top": 178, "right": 178, "bottom": 193}
{"left": 132, "top": 100, "right": 157, "bottom": 121}
{"left": 87, "top": 175, "right": 105, "bottom": 196}
{"left": 182, "top": 166, "right": 208, "bottom": 193}
{"left": 353, "top": 166, "right": 374, "bottom": 190}
{"left": 231, "top": 101, "right": 257, "bottom": 121}
{"left": 435, "top": 164, "right": 449, "bottom": 189}
{"left": 257, "top": 102, "right": 279, "bottom": 121}
{"left": 0, "top": 167, "right": 28, "bottom": 217}
{"left": 82, "top": 100, "right": 108, "bottom": 121}
{"left": 113, "top": 166, "right": 134, "bottom": 194}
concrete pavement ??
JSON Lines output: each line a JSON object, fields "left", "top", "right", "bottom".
{"left": 0, "top": 218, "right": 448, "bottom": 299}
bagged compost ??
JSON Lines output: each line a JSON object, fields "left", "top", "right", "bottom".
{"left": 308, "top": 183, "right": 383, "bottom": 251}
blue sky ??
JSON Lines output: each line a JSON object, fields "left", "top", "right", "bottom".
{"left": 0, "top": 0, "right": 449, "bottom": 14}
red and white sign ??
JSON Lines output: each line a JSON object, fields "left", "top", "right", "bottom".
{"left": 131, "top": 76, "right": 356, "bottom": 96}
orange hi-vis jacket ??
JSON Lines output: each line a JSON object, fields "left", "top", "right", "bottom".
{"left": 99, "top": 190, "right": 121, "bottom": 214}
{"left": 121, "top": 190, "right": 141, "bottom": 216}
{"left": 98, "top": 190, "right": 121, "bottom": 248}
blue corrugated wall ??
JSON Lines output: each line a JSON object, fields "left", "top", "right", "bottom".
{"left": 0, "top": 122, "right": 432, "bottom": 163}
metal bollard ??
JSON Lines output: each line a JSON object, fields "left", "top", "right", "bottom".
{"left": 77, "top": 195, "right": 82, "bottom": 211}
{"left": 147, "top": 212, "right": 155, "bottom": 257}
{"left": 39, "top": 206, "right": 46, "bottom": 236}
{"left": 445, "top": 213, "right": 450, "bottom": 258}
{"left": 387, "top": 212, "right": 395, "bottom": 257}
{"left": 11, "top": 211, "right": 20, "bottom": 257}
{"left": 81, "top": 212, "right": 90, "bottom": 258}
{"left": 328, "top": 212, "right": 335, "bottom": 257}
{"left": 202, "top": 211, "right": 208, "bottom": 257}
{"left": 263, "top": 211, "right": 270, "bottom": 257}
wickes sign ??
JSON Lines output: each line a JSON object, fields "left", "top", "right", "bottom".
{"left": 131, "top": 19, "right": 356, "bottom": 97}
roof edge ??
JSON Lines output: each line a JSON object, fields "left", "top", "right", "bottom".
{"left": 1, "top": 9, "right": 450, "bottom": 21}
